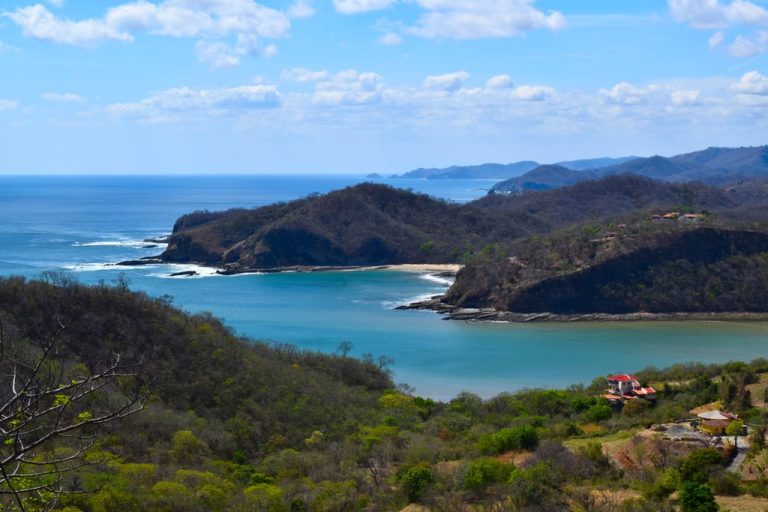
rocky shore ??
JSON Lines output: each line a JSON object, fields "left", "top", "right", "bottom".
{"left": 397, "top": 296, "right": 768, "bottom": 323}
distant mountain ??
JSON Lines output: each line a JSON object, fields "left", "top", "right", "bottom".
{"left": 399, "top": 161, "right": 539, "bottom": 179}
{"left": 398, "top": 156, "right": 638, "bottom": 180}
{"left": 487, "top": 165, "right": 599, "bottom": 193}
{"left": 492, "top": 145, "right": 768, "bottom": 193}
{"left": 555, "top": 156, "right": 638, "bottom": 171}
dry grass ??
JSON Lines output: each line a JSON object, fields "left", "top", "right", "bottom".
{"left": 716, "top": 495, "right": 768, "bottom": 512}
{"left": 746, "top": 373, "right": 768, "bottom": 409}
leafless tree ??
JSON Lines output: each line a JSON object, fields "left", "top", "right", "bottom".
{"left": 0, "top": 318, "right": 147, "bottom": 511}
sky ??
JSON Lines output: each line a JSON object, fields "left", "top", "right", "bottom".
{"left": 0, "top": 0, "right": 767, "bottom": 174}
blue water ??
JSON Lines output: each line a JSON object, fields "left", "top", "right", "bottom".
{"left": 1, "top": 174, "right": 767, "bottom": 400}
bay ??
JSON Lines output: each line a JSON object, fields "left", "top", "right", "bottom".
{"left": 1, "top": 174, "right": 767, "bottom": 400}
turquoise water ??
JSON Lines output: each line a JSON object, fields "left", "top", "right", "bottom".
{"left": 1, "top": 175, "right": 767, "bottom": 400}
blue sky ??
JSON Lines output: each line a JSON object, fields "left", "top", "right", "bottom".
{"left": 0, "top": 0, "right": 767, "bottom": 173}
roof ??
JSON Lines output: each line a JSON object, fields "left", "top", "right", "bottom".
{"left": 607, "top": 374, "right": 639, "bottom": 382}
{"left": 634, "top": 387, "right": 656, "bottom": 395}
{"left": 697, "top": 410, "right": 736, "bottom": 421}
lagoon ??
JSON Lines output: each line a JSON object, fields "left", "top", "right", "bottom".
{"left": 1, "top": 174, "right": 767, "bottom": 400}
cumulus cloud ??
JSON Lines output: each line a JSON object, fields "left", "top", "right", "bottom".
{"left": 107, "top": 84, "right": 280, "bottom": 122}
{"left": 312, "top": 70, "right": 384, "bottom": 106}
{"left": 423, "top": 71, "right": 470, "bottom": 92}
{"left": 42, "top": 92, "right": 85, "bottom": 103}
{"left": 0, "top": 99, "right": 19, "bottom": 111}
{"left": 730, "top": 70, "right": 768, "bottom": 94}
{"left": 281, "top": 67, "right": 330, "bottom": 82}
{"left": 333, "top": 0, "right": 395, "bottom": 14}
{"left": 728, "top": 31, "right": 768, "bottom": 56}
{"left": 669, "top": 0, "right": 768, "bottom": 29}
{"left": 512, "top": 85, "right": 554, "bottom": 101}
{"left": 6, "top": 4, "right": 132, "bottom": 45}
{"left": 670, "top": 89, "right": 701, "bottom": 106}
{"left": 5, "top": 1, "right": 293, "bottom": 66}
{"left": 486, "top": 74, "right": 514, "bottom": 89}
{"left": 408, "top": 0, "right": 566, "bottom": 40}
{"left": 599, "top": 82, "right": 649, "bottom": 105}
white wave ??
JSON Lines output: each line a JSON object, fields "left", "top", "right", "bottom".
{"left": 62, "top": 262, "right": 121, "bottom": 272}
{"left": 72, "top": 239, "right": 167, "bottom": 249}
{"left": 150, "top": 264, "right": 221, "bottom": 279}
{"left": 419, "top": 273, "right": 454, "bottom": 286}
{"left": 384, "top": 292, "right": 438, "bottom": 309}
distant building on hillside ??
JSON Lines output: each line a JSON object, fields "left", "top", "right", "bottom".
{"left": 679, "top": 213, "right": 706, "bottom": 223}
{"left": 695, "top": 410, "right": 737, "bottom": 435}
{"left": 604, "top": 374, "right": 657, "bottom": 404}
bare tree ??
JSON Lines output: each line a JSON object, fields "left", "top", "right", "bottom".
{"left": 0, "top": 318, "right": 147, "bottom": 511}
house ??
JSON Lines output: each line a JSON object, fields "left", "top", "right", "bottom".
{"left": 679, "top": 213, "right": 705, "bottom": 223}
{"left": 604, "top": 374, "right": 657, "bottom": 403}
{"left": 662, "top": 212, "right": 680, "bottom": 220}
{"left": 696, "top": 410, "right": 737, "bottom": 435}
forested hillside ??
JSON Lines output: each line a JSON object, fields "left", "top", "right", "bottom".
{"left": 4, "top": 278, "right": 768, "bottom": 510}
{"left": 160, "top": 175, "right": 768, "bottom": 273}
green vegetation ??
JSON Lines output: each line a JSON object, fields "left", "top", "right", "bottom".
{"left": 4, "top": 277, "right": 768, "bottom": 510}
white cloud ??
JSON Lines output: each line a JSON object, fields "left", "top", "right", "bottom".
{"left": 423, "top": 71, "right": 470, "bottom": 92}
{"left": 6, "top": 4, "right": 132, "bottom": 46}
{"left": 107, "top": 84, "right": 280, "bottom": 122}
{"left": 670, "top": 89, "right": 701, "bottom": 105}
{"left": 728, "top": 31, "right": 768, "bottom": 56}
{"left": 311, "top": 70, "right": 384, "bottom": 105}
{"left": 730, "top": 70, "right": 768, "bottom": 94}
{"left": 669, "top": 0, "right": 768, "bottom": 29}
{"left": 287, "top": 0, "right": 314, "bottom": 19}
{"left": 599, "top": 82, "right": 649, "bottom": 105}
{"left": 42, "top": 92, "right": 86, "bottom": 103}
{"left": 408, "top": 0, "right": 566, "bottom": 40}
{"left": 6, "top": 1, "right": 293, "bottom": 66}
{"left": 378, "top": 32, "right": 402, "bottom": 45}
{"left": 0, "top": 99, "right": 18, "bottom": 111}
{"left": 486, "top": 74, "right": 514, "bottom": 89}
{"left": 281, "top": 67, "right": 329, "bottom": 82}
{"left": 708, "top": 30, "right": 725, "bottom": 47}
{"left": 195, "top": 41, "right": 240, "bottom": 68}
{"left": 333, "top": 0, "right": 395, "bottom": 14}
{"left": 512, "top": 85, "right": 553, "bottom": 101}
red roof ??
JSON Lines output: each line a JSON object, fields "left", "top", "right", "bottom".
{"left": 607, "top": 374, "right": 638, "bottom": 382}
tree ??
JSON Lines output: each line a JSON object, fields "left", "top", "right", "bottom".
{"left": 725, "top": 420, "right": 745, "bottom": 450}
{"left": 678, "top": 481, "right": 718, "bottom": 512}
{"left": 398, "top": 462, "right": 434, "bottom": 503}
{"left": 0, "top": 319, "right": 147, "bottom": 510}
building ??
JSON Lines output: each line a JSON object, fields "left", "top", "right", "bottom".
{"left": 604, "top": 374, "right": 657, "bottom": 403}
{"left": 679, "top": 213, "right": 705, "bottom": 223}
{"left": 696, "top": 410, "right": 737, "bottom": 435}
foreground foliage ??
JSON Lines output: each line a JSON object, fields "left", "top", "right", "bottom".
{"left": 1, "top": 277, "right": 768, "bottom": 510}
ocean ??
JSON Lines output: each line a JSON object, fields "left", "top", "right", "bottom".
{"left": 1, "top": 174, "right": 767, "bottom": 400}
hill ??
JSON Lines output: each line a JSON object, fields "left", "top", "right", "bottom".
{"left": 160, "top": 176, "right": 768, "bottom": 272}
{"left": 492, "top": 145, "right": 768, "bottom": 193}
{"left": 398, "top": 160, "right": 539, "bottom": 179}
{"left": 443, "top": 224, "right": 768, "bottom": 315}
{"left": 4, "top": 278, "right": 768, "bottom": 510}
{"left": 160, "top": 183, "right": 537, "bottom": 269}
{"left": 398, "top": 156, "right": 637, "bottom": 180}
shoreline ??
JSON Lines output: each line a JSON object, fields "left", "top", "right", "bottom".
{"left": 115, "top": 258, "right": 462, "bottom": 277}
{"left": 397, "top": 296, "right": 768, "bottom": 323}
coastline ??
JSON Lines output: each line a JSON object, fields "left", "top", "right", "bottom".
{"left": 398, "top": 296, "right": 768, "bottom": 323}
{"left": 115, "top": 257, "right": 462, "bottom": 277}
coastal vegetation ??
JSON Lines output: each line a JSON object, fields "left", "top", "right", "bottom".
{"left": 3, "top": 278, "right": 768, "bottom": 510}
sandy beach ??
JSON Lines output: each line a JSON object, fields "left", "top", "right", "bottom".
{"left": 379, "top": 263, "right": 463, "bottom": 273}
